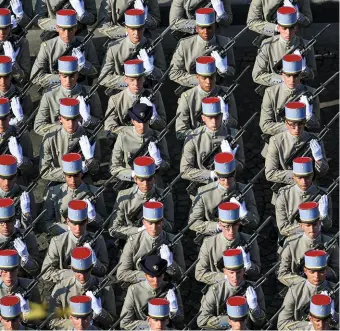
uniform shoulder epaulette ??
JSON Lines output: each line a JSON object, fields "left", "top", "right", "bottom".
{"left": 42, "top": 42, "right": 47, "bottom": 47}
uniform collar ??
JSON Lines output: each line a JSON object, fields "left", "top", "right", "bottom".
{"left": 293, "top": 183, "right": 314, "bottom": 194}
{"left": 306, "top": 280, "right": 329, "bottom": 292}
{"left": 61, "top": 83, "right": 82, "bottom": 94}
{"left": 69, "top": 230, "right": 88, "bottom": 244}
{"left": 0, "top": 185, "right": 18, "bottom": 197}
{"left": 204, "top": 125, "right": 223, "bottom": 136}
{"left": 137, "top": 185, "right": 155, "bottom": 199}
{"left": 0, "top": 279, "right": 19, "bottom": 293}
{"left": 126, "top": 36, "right": 147, "bottom": 48}
{"left": 196, "top": 35, "right": 216, "bottom": 46}
{"left": 75, "top": 274, "right": 94, "bottom": 291}
{"left": 302, "top": 233, "right": 322, "bottom": 246}
{"left": 217, "top": 181, "right": 236, "bottom": 193}
{"left": 58, "top": 37, "right": 73, "bottom": 47}
{"left": 67, "top": 182, "right": 86, "bottom": 194}
{"left": 0, "top": 83, "right": 15, "bottom": 97}
{"left": 221, "top": 231, "right": 239, "bottom": 246}
{"left": 126, "top": 87, "right": 144, "bottom": 100}
{"left": 133, "top": 127, "right": 152, "bottom": 138}
{"left": 144, "top": 230, "right": 164, "bottom": 243}
{"left": 61, "top": 126, "right": 81, "bottom": 139}
{"left": 225, "top": 277, "right": 245, "bottom": 289}
{"left": 278, "top": 35, "right": 298, "bottom": 47}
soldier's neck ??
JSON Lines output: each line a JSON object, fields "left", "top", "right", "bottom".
{"left": 0, "top": 185, "right": 16, "bottom": 196}
{"left": 303, "top": 232, "right": 321, "bottom": 242}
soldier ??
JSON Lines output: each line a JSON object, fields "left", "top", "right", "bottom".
{"left": 109, "top": 156, "right": 174, "bottom": 239}
{"left": 98, "top": 0, "right": 160, "bottom": 41}
{"left": 120, "top": 255, "right": 184, "bottom": 329}
{"left": 30, "top": 9, "right": 100, "bottom": 88}
{"left": 104, "top": 59, "right": 166, "bottom": 137}
{"left": 180, "top": 97, "right": 245, "bottom": 191}
{"left": 278, "top": 202, "right": 338, "bottom": 286}
{"left": 197, "top": 248, "right": 266, "bottom": 329}
{"left": 189, "top": 153, "right": 260, "bottom": 235}
{"left": 1, "top": 0, "right": 33, "bottom": 33}
{"left": 0, "top": 198, "right": 40, "bottom": 277}
{"left": 34, "top": 56, "right": 103, "bottom": 137}
{"left": 42, "top": 153, "right": 107, "bottom": 234}
{"left": 225, "top": 296, "right": 250, "bottom": 331}
{"left": 175, "top": 56, "right": 238, "bottom": 141}
{"left": 0, "top": 8, "right": 30, "bottom": 85}
{"left": 99, "top": 9, "right": 166, "bottom": 90}
{"left": 146, "top": 298, "right": 171, "bottom": 331}
{"left": 41, "top": 200, "right": 109, "bottom": 282}
{"left": 277, "top": 250, "right": 339, "bottom": 330}
{"left": 169, "top": 8, "right": 235, "bottom": 88}
{"left": 110, "top": 103, "right": 170, "bottom": 188}
{"left": 48, "top": 246, "right": 115, "bottom": 329}
{"left": 39, "top": 97, "right": 100, "bottom": 184}
{"left": 116, "top": 201, "right": 185, "bottom": 283}
{"left": 252, "top": 6, "right": 316, "bottom": 90}
{"left": 195, "top": 201, "right": 261, "bottom": 284}
{"left": 169, "top": 0, "right": 232, "bottom": 38}
{"left": 276, "top": 156, "right": 332, "bottom": 237}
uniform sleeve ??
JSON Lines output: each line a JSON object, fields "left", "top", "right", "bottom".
{"left": 246, "top": 239, "right": 261, "bottom": 278}
{"left": 305, "top": 94, "right": 320, "bottom": 130}
{"left": 15, "top": 1, "right": 33, "bottom": 28}
{"left": 147, "top": 43, "right": 166, "bottom": 82}
{"left": 92, "top": 236, "right": 109, "bottom": 277}
{"left": 216, "top": 0, "right": 233, "bottom": 27}
{"left": 149, "top": 91, "right": 167, "bottom": 131}
{"left": 93, "top": 285, "right": 116, "bottom": 329}
{"left": 145, "top": 0, "right": 161, "bottom": 29}
{"left": 314, "top": 141, "right": 329, "bottom": 179}
{"left": 18, "top": 131, "right": 34, "bottom": 177}
{"left": 275, "top": 190, "right": 293, "bottom": 236}
{"left": 321, "top": 195, "right": 332, "bottom": 231}
{"left": 12, "top": 39, "right": 31, "bottom": 84}
{"left": 85, "top": 137, "right": 101, "bottom": 176}
{"left": 86, "top": 91, "right": 103, "bottom": 128}
{"left": 93, "top": 192, "right": 107, "bottom": 226}
{"left": 327, "top": 242, "right": 339, "bottom": 281}
{"left": 226, "top": 93, "right": 238, "bottom": 129}
{"left": 21, "top": 234, "right": 41, "bottom": 277}
{"left": 167, "top": 240, "right": 186, "bottom": 282}
{"left": 277, "top": 288, "right": 298, "bottom": 330}
{"left": 157, "top": 136, "right": 171, "bottom": 175}
{"left": 302, "top": 46, "right": 317, "bottom": 81}
{"left": 78, "top": 0, "right": 97, "bottom": 25}
{"left": 234, "top": 136, "right": 245, "bottom": 174}
{"left": 219, "top": 44, "right": 235, "bottom": 77}
{"left": 42, "top": 187, "right": 57, "bottom": 233}
{"left": 298, "top": 0, "right": 313, "bottom": 28}
{"left": 169, "top": 0, "right": 196, "bottom": 35}
{"left": 243, "top": 188, "right": 260, "bottom": 230}
{"left": 170, "top": 288, "right": 185, "bottom": 328}
{"left": 81, "top": 40, "right": 100, "bottom": 78}
{"left": 249, "top": 286, "right": 266, "bottom": 327}
{"left": 175, "top": 92, "right": 194, "bottom": 140}
{"left": 104, "top": 95, "right": 122, "bottom": 133}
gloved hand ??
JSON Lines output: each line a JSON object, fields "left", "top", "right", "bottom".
{"left": 13, "top": 238, "right": 29, "bottom": 262}
{"left": 85, "top": 291, "right": 102, "bottom": 315}
{"left": 293, "top": 49, "right": 306, "bottom": 70}
{"left": 140, "top": 97, "right": 158, "bottom": 119}
{"left": 69, "top": 0, "right": 85, "bottom": 17}
{"left": 216, "top": 223, "right": 222, "bottom": 233}
{"left": 134, "top": 0, "right": 148, "bottom": 19}
{"left": 160, "top": 244, "right": 173, "bottom": 267}
{"left": 148, "top": 141, "right": 162, "bottom": 166}
{"left": 331, "top": 298, "right": 335, "bottom": 317}
{"left": 77, "top": 95, "right": 91, "bottom": 123}
{"left": 210, "top": 170, "right": 217, "bottom": 181}
{"left": 79, "top": 135, "right": 95, "bottom": 160}
{"left": 211, "top": 51, "right": 228, "bottom": 73}
{"left": 221, "top": 139, "right": 238, "bottom": 156}
{"left": 300, "top": 95, "right": 313, "bottom": 120}
{"left": 283, "top": 0, "right": 294, "bottom": 8}
{"left": 230, "top": 197, "right": 247, "bottom": 219}
{"left": 246, "top": 286, "right": 259, "bottom": 310}
{"left": 211, "top": 0, "right": 225, "bottom": 17}
{"left": 138, "top": 225, "right": 145, "bottom": 232}
{"left": 72, "top": 47, "right": 86, "bottom": 68}
{"left": 20, "top": 191, "right": 31, "bottom": 215}
{"left": 8, "top": 136, "right": 23, "bottom": 165}
{"left": 11, "top": 15, "right": 18, "bottom": 29}
{"left": 138, "top": 49, "right": 154, "bottom": 74}
{"left": 10, "top": 97, "right": 24, "bottom": 126}
{"left": 166, "top": 289, "right": 178, "bottom": 314}
{"left": 318, "top": 195, "right": 328, "bottom": 219}
{"left": 14, "top": 219, "right": 20, "bottom": 229}
{"left": 237, "top": 246, "right": 251, "bottom": 270}
{"left": 218, "top": 96, "right": 229, "bottom": 122}
{"left": 16, "top": 293, "right": 30, "bottom": 313}
{"left": 84, "top": 243, "right": 97, "bottom": 265}
{"left": 82, "top": 160, "right": 88, "bottom": 173}
{"left": 4, "top": 41, "right": 20, "bottom": 64}
{"left": 84, "top": 198, "right": 96, "bottom": 220}
{"left": 310, "top": 139, "right": 323, "bottom": 161}
{"left": 10, "top": 0, "right": 24, "bottom": 17}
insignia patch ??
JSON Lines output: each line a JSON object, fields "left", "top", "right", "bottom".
{"left": 140, "top": 112, "right": 145, "bottom": 119}
{"left": 152, "top": 265, "right": 158, "bottom": 271}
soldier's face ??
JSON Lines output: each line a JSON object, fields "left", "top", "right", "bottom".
{"left": 282, "top": 72, "right": 300, "bottom": 89}
{"left": 224, "top": 268, "right": 244, "bottom": 287}
{"left": 69, "top": 314, "right": 92, "bottom": 330}
{"left": 57, "top": 26, "right": 77, "bottom": 43}
{"left": 0, "top": 75, "right": 11, "bottom": 92}
{"left": 65, "top": 173, "right": 82, "bottom": 190}
{"left": 73, "top": 270, "right": 91, "bottom": 284}
{"left": 304, "top": 268, "right": 326, "bottom": 285}
{"left": 218, "top": 176, "right": 235, "bottom": 190}
{"left": 196, "top": 25, "right": 215, "bottom": 41}
{"left": 0, "top": 175, "right": 16, "bottom": 192}
{"left": 228, "top": 318, "right": 247, "bottom": 330}
{"left": 0, "top": 115, "right": 10, "bottom": 133}
{"left": 132, "top": 120, "right": 148, "bottom": 134}
{"left": 145, "top": 274, "right": 164, "bottom": 289}
{"left": 202, "top": 114, "right": 222, "bottom": 132}
{"left": 0, "top": 268, "right": 18, "bottom": 287}
{"left": 147, "top": 316, "right": 168, "bottom": 331}
{"left": 59, "top": 73, "right": 78, "bottom": 90}
{"left": 0, "top": 316, "right": 21, "bottom": 331}
{"left": 285, "top": 120, "right": 305, "bottom": 137}
{"left": 0, "top": 219, "right": 15, "bottom": 236}
{"left": 197, "top": 75, "right": 216, "bottom": 92}
{"left": 300, "top": 220, "right": 321, "bottom": 239}
{"left": 126, "top": 27, "right": 144, "bottom": 44}
{"left": 60, "top": 116, "right": 79, "bottom": 134}
{"left": 67, "top": 219, "right": 87, "bottom": 238}
{"left": 219, "top": 221, "right": 240, "bottom": 240}
{"left": 134, "top": 176, "right": 154, "bottom": 193}
{"left": 142, "top": 219, "right": 163, "bottom": 237}
{"left": 125, "top": 76, "right": 144, "bottom": 94}
{"left": 308, "top": 315, "right": 330, "bottom": 330}
{"left": 0, "top": 26, "right": 10, "bottom": 41}
{"left": 293, "top": 174, "right": 313, "bottom": 191}
{"left": 278, "top": 25, "right": 298, "bottom": 41}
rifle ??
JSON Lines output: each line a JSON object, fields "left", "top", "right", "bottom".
{"left": 52, "top": 0, "right": 71, "bottom": 12}
{"left": 91, "top": 262, "right": 121, "bottom": 297}
{"left": 36, "top": 312, "right": 55, "bottom": 330}
{"left": 261, "top": 306, "right": 285, "bottom": 330}
{"left": 83, "top": 69, "right": 111, "bottom": 104}
{"left": 14, "top": 14, "right": 39, "bottom": 49}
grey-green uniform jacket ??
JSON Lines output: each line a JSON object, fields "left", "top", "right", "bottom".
{"left": 99, "top": 36, "right": 166, "bottom": 90}
{"left": 197, "top": 280, "right": 266, "bottom": 329}
{"left": 116, "top": 230, "right": 186, "bottom": 284}
{"left": 195, "top": 232, "right": 261, "bottom": 284}
{"left": 278, "top": 233, "right": 339, "bottom": 287}
{"left": 109, "top": 185, "right": 174, "bottom": 239}
{"left": 48, "top": 275, "right": 116, "bottom": 330}
{"left": 169, "top": 0, "right": 232, "bottom": 37}
{"left": 246, "top": 0, "right": 312, "bottom": 36}
{"left": 34, "top": 84, "right": 102, "bottom": 136}
{"left": 42, "top": 182, "right": 107, "bottom": 233}
{"left": 189, "top": 182, "right": 260, "bottom": 234}
{"left": 175, "top": 85, "right": 238, "bottom": 140}
{"left": 277, "top": 280, "right": 339, "bottom": 330}
{"left": 30, "top": 36, "right": 100, "bottom": 87}
{"left": 169, "top": 35, "right": 235, "bottom": 88}
{"left": 39, "top": 126, "right": 101, "bottom": 183}
{"left": 105, "top": 87, "right": 166, "bottom": 134}
{"left": 180, "top": 125, "right": 245, "bottom": 184}
{"left": 98, "top": 0, "right": 160, "bottom": 40}
{"left": 120, "top": 280, "right": 184, "bottom": 330}
{"left": 0, "top": 0, "right": 33, "bottom": 30}
{"left": 275, "top": 183, "right": 332, "bottom": 237}
{"left": 41, "top": 231, "right": 109, "bottom": 282}
{"left": 252, "top": 35, "right": 316, "bottom": 87}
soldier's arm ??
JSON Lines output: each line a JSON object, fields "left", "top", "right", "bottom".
{"left": 170, "top": 289, "right": 184, "bottom": 328}
{"left": 42, "top": 187, "right": 58, "bottom": 233}
{"left": 250, "top": 286, "right": 267, "bottom": 327}
{"left": 298, "top": 1, "right": 313, "bottom": 27}
{"left": 163, "top": 193, "right": 174, "bottom": 233}
{"left": 277, "top": 287, "right": 298, "bottom": 330}
{"left": 157, "top": 137, "right": 171, "bottom": 175}
{"left": 104, "top": 95, "right": 123, "bottom": 134}
{"left": 81, "top": 40, "right": 100, "bottom": 78}
{"left": 225, "top": 93, "right": 238, "bottom": 129}
{"left": 327, "top": 242, "right": 339, "bottom": 281}
{"left": 17, "top": 132, "right": 34, "bottom": 177}
{"left": 145, "top": 0, "right": 161, "bottom": 29}
{"left": 35, "top": 0, "right": 51, "bottom": 30}
{"left": 169, "top": 0, "right": 196, "bottom": 34}
{"left": 243, "top": 188, "right": 260, "bottom": 229}
{"left": 147, "top": 43, "right": 166, "bottom": 81}
{"left": 175, "top": 93, "right": 194, "bottom": 140}
{"left": 275, "top": 190, "right": 293, "bottom": 236}
{"left": 245, "top": 239, "right": 261, "bottom": 278}
{"left": 21, "top": 234, "right": 41, "bottom": 277}
{"left": 15, "top": 1, "right": 33, "bottom": 28}
{"left": 321, "top": 195, "right": 332, "bottom": 231}
{"left": 219, "top": 44, "right": 235, "bottom": 77}
{"left": 92, "top": 236, "right": 109, "bottom": 277}
{"left": 150, "top": 91, "right": 167, "bottom": 131}
{"left": 301, "top": 46, "right": 317, "bottom": 81}
{"left": 12, "top": 39, "right": 31, "bottom": 84}
{"left": 305, "top": 94, "right": 320, "bottom": 130}
{"left": 166, "top": 241, "right": 186, "bottom": 282}
{"left": 234, "top": 136, "right": 245, "bottom": 174}
{"left": 86, "top": 91, "right": 103, "bottom": 128}
{"left": 216, "top": 0, "right": 233, "bottom": 27}
{"left": 93, "top": 285, "right": 116, "bottom": 328}
{"left": 314, "top": 141, "right": 329, "bottom": 179}
{"left": 85, "top": 137, "right": 101, "bottom": 175}
{"left": 93, "top": 192, "right": 107, "bottom": 226}
{"left": 78, "top": 0, "right": 97, "bottom": 26}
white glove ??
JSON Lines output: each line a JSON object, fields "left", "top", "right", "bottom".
{"left": 84, "top": 243, "right": 97, "bottom": 265}
{"left": 318, "top": 195, "right": 328, "bottom": 219}
{"left": 13, "top": 238, "right": 29, "bottom": 262}
{"left": 16, "top": 293, "right": 30, "bottom": 313}
{"left": 82, "top": 160, "right": 88, "bottom": 173}
{"left": 8, "top": 136, "right": 23, "bottom": 165}
{"left": 331, "top": 299, "right": 335, "bottom": 317}
{"left": 160, "top": 244, "right": 173, "bottom": 267}
{"left": 230, "top": 197, "right": 247, "bottom": 219}
{"left": 218, "top": 96, "right": 229, "bottom": 122}
{"left": 210, "top": 170, "right": 217, "bottom": 181}
{"left": 310, "top": 139, "right": 323, "bottom": 161}
{"left": 11, "top": 15, "right": 18, "bottom": 29}
{"left": 79, "top": 135, "right": 95, "bottom": 160}
{"left": 85, "top": 291, "right": 102, "bottom": 315}
{"left": 300, "top": 95, "right": 313, "bottom": 120}
{"left": 138, "top": 225, "right": 145, "bottom": 232}
{"left": 216, "top": 223, "right": 222, "bottom": 233}
{"left": 211, "top": 0, "right": 225, "bottom": 17}
{"left": 137, "top": 49, "right": 154, "bottom": 74}
{"left": 72, "top": 47, "right": 86, "bottom": 68}
{"left": 69, "top": 0, "right": 85, "bottom": 17}
{"left": 221, "top": 139, "right": 238, "bottom": 156}
{"left": 211, "top": 50, "right": 228, "bottom": 74}
{"left": 246, "top": 286, "right": 258, "bottom": 310}
{"left": 283, "top": 0, "right": 295, "bottom": 8}
{"left": 10, "top": 97, "right": 24, "bottom": 123}
{"left": 14, "top": 219, "right": 21, "bottom": 229}
{"left": 10, "top": 0, "right": 24, "bottom": 17}
{"left": 140, "top": 97, "right": 158, "bottom": 120}
{"left": 237, "top": 246, "right": 251, "bottom": 270}
{"left": 293, "top": 49, "right": 306, "bottom": 70}
{"left": 20, "top": 191, "right": 30, "bottom": 215}
{"left": 166, "top": 289, "right": 178, "bottom": 314}
{"left": 134, "top": 0, "right": 148, "bottom": 20}
{"left": 148, "top": 141, "right": 162, "bottom": 166}
{"left": 3, "top": 41, "right": 20, "bottom": 64}
{"left": 84, "top": 198, "right": 96, "bottom": 220}
{"left": 77, "top": 95, "right": 91, "bottom": 123}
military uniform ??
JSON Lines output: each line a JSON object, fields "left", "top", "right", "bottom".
{"left": 41, "top": 231, "right": 109, "bottom": 282}
{"left": 0, "top": 0, "right": 33, "bottom": 30}
{"left": 48, "top": 275, "right": 116, "bottom": 330}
